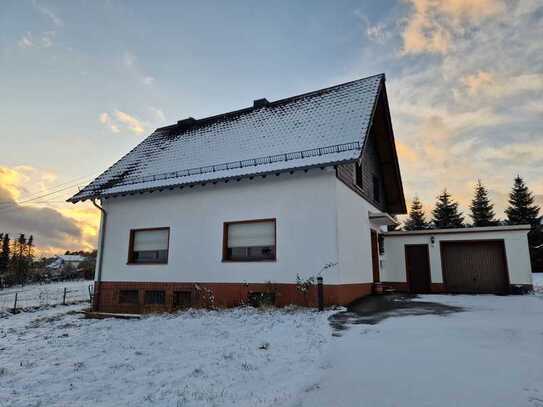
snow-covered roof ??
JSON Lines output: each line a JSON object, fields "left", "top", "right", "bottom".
{"left": 69, "top": 74, "right": 385, "bottom": 203}
{"left": 61, "top": 255, "right": 86, "bottom": 262}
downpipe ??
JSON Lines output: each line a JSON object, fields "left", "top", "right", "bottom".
{"left": 91, "top": 199, "right": 107, "bottom": 312}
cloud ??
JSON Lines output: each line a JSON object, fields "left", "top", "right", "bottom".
{"left": 401, "top": 0, "right": 505, "bottom": 55}
{"left": 120, "top": 51, "right": 156, "bottom": 87}
{"left": 114, "top": 111, "right": 145, "bottom": 134}
{"left": 0, "top": 166, "right": 99, "bottom": 256}
{"left": 100, "top": 110, "right": 148, "bottom": 135}
{"left": 99, "top": 112, "right": 120, "bottom": 133}
{"left": 32, "top": 0, "right": 63, "bottom": 27}
{"left": 18, "top": 32, "right": 33, "bottom": 48}
{"left": 375, "top": 0, "right": 543, "bottom": 223}
{"left": 99, "top": 108, "right": 166, "bottom": 135}
{"left": 143, "top": 76, "right": 155, "bottom": 86}
{"left": 17, "top": 31, "right": 55, "bottom": 48}
{"left": 149, "top": 106, "right": 166, "bottom": 122}
{"left": 355, "top": 11, "right": 389, "bottom": 43}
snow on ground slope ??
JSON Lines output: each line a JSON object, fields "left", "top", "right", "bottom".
{"left": 0, "top": 280, "right": 92, "bottom": 312}
{"left": 291, "top": 281, "right": 543, "bottom": 407}
{"left": 2, "top": 275, "right": 542, "bottom": 407}
{"left": 0, "top": 306, "right": 333, "bottom": 407}
{"left": 533, "top": 272, "right": 543, "bottom": 293}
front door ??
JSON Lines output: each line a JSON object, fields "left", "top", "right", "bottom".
{"left": 405, "top": 244, "right": 431, "bottom": 293}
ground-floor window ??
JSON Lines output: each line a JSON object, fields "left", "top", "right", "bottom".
{"left": 128, "top": 228, "right": 170, "bottom": 264}
{"left": 223, "top": 219, "right": 276, "bottom": 261}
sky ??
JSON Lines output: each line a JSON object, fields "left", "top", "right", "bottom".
{"left": 0, "top": 0, "right": 542, "bottom": 255}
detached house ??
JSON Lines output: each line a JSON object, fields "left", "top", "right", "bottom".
{"left": 70, "top": 74, "right": 407, "bottom": 312}
{"left": 71, "top": 73, "right": 535, "bottom": 313}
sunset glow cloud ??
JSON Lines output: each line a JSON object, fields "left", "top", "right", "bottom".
{"left": 0, "top": 166, "right": 99, "bottom": 256}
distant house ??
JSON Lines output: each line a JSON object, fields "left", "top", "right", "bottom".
{"left": 47, "top": 255, "right": 85, "bottom": 271}
{"left": 69, "top": 73, "right": 532, "bottom": 314}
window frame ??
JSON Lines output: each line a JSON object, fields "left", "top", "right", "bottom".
{"left": 127, "top": 227, "right": 170, "bottom": 265}
{"left": 222, "top": 218, "right": 277, "bottom": 262}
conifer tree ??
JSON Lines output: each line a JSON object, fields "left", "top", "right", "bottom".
{"left": 505, "top": 175, "right": 540, "bottom": 225}
{"left": 432, "top": 189, "right": 464, "bottom": 229}
{"left": 10, "top": 234, "right": 27, "bottom": 285}
{"left": 469, "top": 180, "right": 498, "bottom": 227}
{"left": 404, "top": 196, "right": 430, "bottom": 230}
{"left": 0, "top": 233, "right": 9, "bottom": 274}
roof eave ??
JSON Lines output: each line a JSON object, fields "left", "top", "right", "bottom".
{"left": 68, "top": 158, "right": 357, "bottom": 204}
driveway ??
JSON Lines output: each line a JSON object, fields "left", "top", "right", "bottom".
{"left": 290, "top": 292, "right": 543, "bottom": 407}
{"left": 329, "top": 293, "right": 463, "bottom": 330}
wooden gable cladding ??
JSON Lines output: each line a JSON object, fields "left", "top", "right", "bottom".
{"left": 336, "top": 132, "right": 387, "bottom": 212}
{"left": 336, "top": 84, "right": 407, "bottom": 214}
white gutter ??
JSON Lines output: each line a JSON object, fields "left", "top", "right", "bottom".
{"left": 91, "top": 199, "right": 107, "bottom": 311}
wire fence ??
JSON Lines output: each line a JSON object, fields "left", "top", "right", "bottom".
{"left": 0, "top": 281, "right": 93, "bottom": 314}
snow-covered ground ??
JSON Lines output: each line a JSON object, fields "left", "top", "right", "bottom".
{"left": 533, "top": 272, "right": 543, "bottom": 294}
{"left": 1, "top": 274, "right": 542, "bottom": 407}
{"left": 0, "top": 306, "right": 334, "bottom": 407}
{"left": 0, "top": 280, "right": 92, "bottom": 313}
{"left": 292, "top": 274, "right": 543, "bottom": 407}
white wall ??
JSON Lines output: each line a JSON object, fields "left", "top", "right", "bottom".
{"left": 381, "top": 230, "right": 532, "bottom": 285}
{"left": 334, "top": 179, "right": 385, "bottom": 284}
{"left": 99, "top": 169, "right": 343, "bottom": 284}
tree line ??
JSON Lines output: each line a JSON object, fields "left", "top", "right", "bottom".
{"left": 0, "top": 233, "right": 34, "bottom": 285}
{"left": 403, "top": 175, "right": 542, "bottom": 272}
{"left": 404, "top": 176, "right": 540, "bottom": 230}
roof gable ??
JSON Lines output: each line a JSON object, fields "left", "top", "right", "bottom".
{"left": 70, "top": 74, "right": 386, "bottom": 202}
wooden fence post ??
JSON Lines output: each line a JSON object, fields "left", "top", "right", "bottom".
{"left": 62, "top": 287, "right": 67, "bottom": 305}
{"left": 12, "top": 292, "right": 18, "bottom": 313}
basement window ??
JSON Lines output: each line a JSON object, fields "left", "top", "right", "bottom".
{"left": 223, "top": 219, "right": 276, "bottom": 261}
{"left": 354, "top": 161, "right": 363, "bottom": 189}
{"left": 144, "top": 290, "right": 166, "bottom": 305}
{"left": 119, "top": 289, "right": 139, "bottom": 305}
{"left": 173, "top": 291, "right": 192, "bottom": 309}
{"left": 128, "top": 228, "right": 169, "bottom": 264}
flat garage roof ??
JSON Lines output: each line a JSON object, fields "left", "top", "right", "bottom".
{"left": 383, "top": 225, "right": 531, "bottom": 237}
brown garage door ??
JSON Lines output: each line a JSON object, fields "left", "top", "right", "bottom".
{"left": 441, "top": 241, "right": 509, "bottom": 294}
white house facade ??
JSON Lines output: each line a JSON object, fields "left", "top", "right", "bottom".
{"left": 70, "top": 74, "right": 407, "bottom": 312}
{"left": 71, "top": 73, "right": 533, "bottom": 314}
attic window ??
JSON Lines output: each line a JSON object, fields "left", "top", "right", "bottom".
{"left": 354, "top": 162, "right": 363, "bottom": 189}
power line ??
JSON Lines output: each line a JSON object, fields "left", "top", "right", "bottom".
{"left": 0, "top": 197, "right": 81, "bottom": 214}
{"left": 0, "top": 172, "right": 98, "bottom": 206}
{"left": 0, "top": 184, "right": 81, "bottom": 206}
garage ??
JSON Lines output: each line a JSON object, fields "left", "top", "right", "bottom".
{"left": 441, "top": 241, "right": 509, "bottom": 294}
{"left": 380, "top": 225, "right": 533, "bottom": 295}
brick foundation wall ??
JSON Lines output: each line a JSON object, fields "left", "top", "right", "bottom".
{"left": 93, "top": 281, "right": 373, "bottom": 314}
